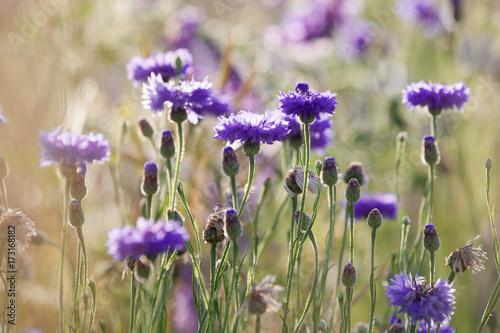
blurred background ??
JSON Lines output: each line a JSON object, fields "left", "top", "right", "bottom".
{"left": 1, "top": 0, "right": 500, "bottom": 331}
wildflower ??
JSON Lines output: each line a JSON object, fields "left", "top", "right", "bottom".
{"left": 352, "top": 193, "right": 397, "bottom": 220}
{"left": 423, "top": 224, "right": 441, "bottom": 252}
{"left": 284, "top": 165, "right": 319, "bottom": 196}
{"left": 366, "top": 208, "right": 383, "bottom": 229}
{"left": 396, "top": 0, "right": 442, "bottom": 38}
{"left": 106, "top": 217, "right": 189, "bottom": 261}
{"left": 284, "top": 114, "right": 334, "bottom": 152}
{"left": 224, "top": 208, "right": 242, "bottom": 240}
{"left": 203, "top": 204, "right": 226, "bottom": 245}
{"left": 341, "top": 263, "right": 357, "bottom": 287}
{"left": 142, "top": 74, "right": 230, "bottom": 124}
{"left": 277, "top": 82, "right": 337, "bottom": 124}
{"left": 38, "top": 126, "right": 110, "bottom": 168}
{"left": 126, "top": 48, "right": 193, "bottom": 85}
{"left": 320, "top": 156, "right": 340, "bottom": 187}
{"left": 242, "top": 275, "right": 283, "bottom": 316}
{"left": 294, "top": 210, "right": 312, "bottom": 231}
{"left": 141, "top": 161, "right": 159, "bottom": 196}
{"left": 213, "top": 110, "right": 289, "bottom": 155}
{"left": 160, "top": 130, "right": 176, "bottom": 159}
{"left": 70, "top": 163, "right": 87, "bottom": 202}
{"left": 446, "top": 236, "right": 487, "bottom": 276}
{"left": 222, "top": 146, "right": 240, "bottom": 177}
{"left": 345, "top": 178, "right": 361, "bottom": 204}
{"left": 0, "top": 208, "right": 36, "bottom": 250}
{"left": 422, "top": 136, "right": 440, "bottom": 166}
{"left": 402, "top": 81, "right": 470, "bottom": 116}
{"left": 138, "top": 118, "right": 154, "bottom": 139}
{"left": 385, "top": 272, "right": 455, "bottom": 326}
{"left": 68, "top": 201, "right": 85, "bottom": 228}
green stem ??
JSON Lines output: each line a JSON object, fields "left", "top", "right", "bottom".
{"left": 368, "top": 228, "right": 377, "bottom": 333}
{"left": 255, "top": 315, "right": 261, "bottom": 333}
{"left": 1, "top": 179, "right": 8, "bottom": 210}
{"left": 229, "top": 240, "right": 241, "bottom": 332}
{"left": 238, "top": 155, "right": 255, "bottom": 219}
{"left": 294, "top": 232, "right": 320, "bottom": 333}
{"left": 426, "top": 165, "right": 435, "bottom": 226}
{"left": 345, "top": 287, "right": 353, "bottom": 333}
{"left": 210, "top": 244, "right": 217, "bottom": 332}
{"left": 348, "top": 203, "right": 354, "bottom": 264}
{"left": 296, "top": 123, "right": 311, "bottom": 244}
{"left": 430, "top": 251, "right": 436, "bottom": 285}
{"left": 485, "top": 165, "right": 500, "bottom": 269}
{"left": 431, "top": 115, "right": 437, "bottom": 138}
{"left": 331, "top": 208, "right": 349, "bottom": 327}
{"left": 399, "top": 219, "right": 409, "bottom": 272}
{"left": 230, "top": 175, "right": 239, "bottom": 212}
{"left": 478, "top": 278, "right": 500, "bottom": 333}
{"left": 170, "top": 122, "right": 184, "bottom": 212}
{"left": 59, "top": 180, "right": 70, "bottom": 333}
{"left": 129, "top": 276, "right": 136, "bottom": 333}
{"left": 71, "top": 242, "right": 82, "bottom": 327}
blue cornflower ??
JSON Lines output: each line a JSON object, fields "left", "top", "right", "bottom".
{"left": 39, "top": 126, "right": 110, "bottom": 167}
{"left": 126, "top": 48, "right": 193, "bottom": 85}
{"left": 213, "top": 110, "right": 290, "bottom": 146}
{"left": 142, "top": 74, "right": 230, "bottom": 124}
{"left": 277, "top": 82, "right": 337, "bottom": 123}
{"left": 385, "top": 272, "right": 455, "bottom": 327}
{"left": 285, "top": 115, "right": 334, "bottom": 152}
{"left": 353, "top": 193, "right": 397, "bottom": 220}
{"left": 106, "top": 217, "right": 189, "bottom": 261}
{"left": 402, "top": 81, "right": 470, "bottom": 115}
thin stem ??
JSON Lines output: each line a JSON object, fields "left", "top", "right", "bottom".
{"left": 426, "top": 165, "right": 435, "bottom": 226}
{"left": 210, "top": 244, "right": 217, "bottom": 332}
{"left": 238, "top": 155, "right": 255, "bottom": 219}
{"left": 399, "top": 220, "right": 409, "bottom": 272}
{"left": 430, "top": 251, "right": 436, "bottom": 285}
{"left": 485, "top": 165, "right": 500, "bottom": 269}
{"left": 59, "top": 180, "right": 70, "bottom": 333}
{"left": 331, "top": 208, "right": 349, "bottom": 326}
{"left": 71, "top": 242, "right": 82, "bottom": 327}
{"left": 229, "top": 240, "right": 241, "bottom": 332}
{"left": 230, "top": 176, "right": 238, "bottom": 212}
{"left": 345, "top": 287, "right": 353, "bottom": 333}
{"left": 368, "top": 228, "right": 377, "bottom": 333}
{"left": 170, "top": 122, "right": 184, "bottom": 212}
{"left": 1, "top": 179, "right": 8, "bottom": 210}
{"left": 478, "top": 277, "right": 500, "bottom": 333}
{"left": 296, "top": 123, "right": 311, "bottom": 245}
{"left": 129, "top": 275, "right": 136, "bottom": 333}
{"left": 348, "top": 203, "right": 355, "bottom": 264}
{"left": 255, "top": 316, "right": 261, "bottom": 333}
{"left": 431, "top": 115, "right": 437, "bottom": 138}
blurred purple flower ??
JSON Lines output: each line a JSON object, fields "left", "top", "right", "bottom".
{"left": 126, "top": 49, "right": 193, "bottom": 86}
{"left": 336, "top": 20, "right": 374, "bottom": 59}
{"left": 385, "top": 272, "right": 455, "bottom": 326}
{"left": 396, "top": 0, "right": 442, "bottom": 38}
{"left": 39, "top": 126, "right": 110, "bottom": 167}
{"left": 167, "top": 6, "right": 205, "bottom": 50}
{"left": 106, "top": 217, "right": 189, "bottom": 261}
{"left": 285, "top": 115, "right": 334, "bottom": 152}
{"left": 402, "top": 81, "right": 470, "bottom": 113}
{"left": 142, "top": 74, "right": 230, "bottom": 124}
{"left": 353, "top": 193, "right": 397, "bottom": 220}
{"left": 213, "top": 110, "right": 290, "bottom": 145}
{"left": 388, "top": 313, "right": 455, "bottom": 333}
{"left": 277, "top": 82, "right": 338, "bottom": 123}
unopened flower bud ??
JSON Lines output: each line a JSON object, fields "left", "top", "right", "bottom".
{"left": 243, "top": 142, "right": 261, "bottom": 157}
{"left": 141, "top": 161, "right": 158, "bottom": 196}
{"left": 321, "top": 157, "right": 340, "bottom": 186}
{"left": 0, "top": 155, "right": 9, "bottom": 180}
{"left": 69, "top": 200, "right": 85, "bottom": 228}
{"left": 222, "top": 147, "right": 240, "bottom": 177}
{"left": 345, "top": 178, "right": 361, "bottom": 204}
{"left": 315, "top": 160, "right": 322, "bottom": 175}
{"left": 485, "top": 158, "right": 493, "bottom": 170}
{"left": 160, "top": 130, "right": 175, "bottom": 159}
{"left": 356, "top": 322, "right": 369, "bottom": 333}
{"left": 387, "top": 323, "right": 406, "bottom": 333}
{"left": 367, "top": 208, "right": 383, "bottom": 229}
{"left": 402, "top": 216, "right": 410, "bottom": 226}
{"left": 423, "top": 224, "right": 441, "bottom": 252}
{"left": 170, "top": 107, "right": 188, "bottom": 124}
{"left": 138, "top": 118, "right": 154, "bottom": 139}
{"left": 343, "top": 161, "right": 366, "bottom": 186}
{"left": 397, "top": 131, "right": 408, "bottom": 143}
{"left": 167, "top": 209, "right": 184, "bottom": 225}
{"left": 70, "top": 163, "right": 87, "bottom": 202}
{"left": 341, "top": 263, "right": 357, "bottom": 287}
{"left": 294, "top": 210, "right": 311, "bottom": 231}
{"left": 421, "top": 136, "right": 440, "bottom": 166}
{"left": 224, "top": 208, "right": 242, "bottom": 240}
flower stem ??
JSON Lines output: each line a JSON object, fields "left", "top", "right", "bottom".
{"left": 59, "top": 179, "right": 70, "bottom": 333}
{"left": 348, "top": 203, "right": 355, "bottom": 264}
{"left": 210, "top": 244, "right": 217, "bottom": 331}
{"left": 230, "top": 175, "right": 238, "bottom": 212}
{"left": 399, "top": 218, "right": 409, "bottom": 272}
{"left": 331, "top": 209, "right": 349, "bottom": 326}
{"left": 344, "top": 286, "right": 353, "bottom": 333}
{"left": 238, "top": 155, "right": 255, "bottom": 219}
{"left": 1, "top": 179, "right": 8, "bottom": 210}
{"left": 255, "top": 315, "right": 261, "bottom": 333}
{"left": 170, "top": 122, "right": 184, "bottom": 212}
{"left": 368, "top": 228, "right": 377, "bottom": 333}
{"left": 430, "top": 250, "right": 436, "bottom": 285}
{"left": 426, "top": 165, "right": 435, "bottom": 226}
{"left": 129, "top": 276, "right": 136, "bottom": 333}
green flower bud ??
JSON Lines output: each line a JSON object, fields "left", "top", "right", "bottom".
{"left": 367, "top": 208, "right": 383, "bottom": 229}
{"left": 345, "top": 178, "right": 361, "bottom": 204}
{"left": 222, "top": 146, "right": 240, "bottom": 177}
{"left": 321, "top": 157, "right": 340, "bottom": 186}
{"left": 243, "top": 142, "right": 261, "bottom": 157}
{"left": 160, "top": 130, "right": 175, "bottom": 159}
{"left": 423, "top": 224, "right": 441, "bottom": 252}
{"left": 421, "top": 136, "right": 440, "bottom": 166}
{"left": 224, "top": 208, "right": 242, "bottom": 240}
{"left": 341, "top": 263, "right": 357, "bottom": 288}
{"left": 69, "top": 200, "right": 85, "bottom": 228}
{"left": 138, "top": 118, "right": 154, "bottom": 139}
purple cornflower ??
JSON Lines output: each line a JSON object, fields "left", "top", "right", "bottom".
{"left": 106, "top": 217, "right": 189, "bottom": 261}
{"left": 388, "top": 314, "right": 455, "bottom": 333}
{"left": 396, "top": 0, "right": 442, "bottom": 38}
{"left": 285, "top": 114, "right": 334, "bottom": 152}
{"left": 336, "top": 20, "right": 374, "bottom": 59}
{"left": 126, "top": 48, "right": 193, "bottom": 85}
{"left": 142, "top": 74, "right": 230, "bottom": 124}
{"left": 213, "top": 110, "right": 290, "bottom": 145}
{"left": 277, "top": 82, "right": 337, "bottom": 123}
{"left": 353, "top": 193, "right": 397, "bottom": 220}
{"left": 39, "top": 126, "right": 110, "bottom": 167}
{"left": 402, "top": 81, "right": 470, "bottom": 115}
{"left": 385, "top": 272, "right": 455, "bottom": 327}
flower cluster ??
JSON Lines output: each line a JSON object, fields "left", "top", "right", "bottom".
{"left": 38, "top": 126, "right": 110, "bottom": 168}
{"left": 402, "top": 81, "right": 470, "bottom": 114}
{"left": 106, "top": 217, "right": 189, "bottom": 261}
{"left": 277, "top": 82, "right": 337, "bottom": 123}
{"left": 385, "top": 272, "right": 455, "bottom": 326}
{"left": 127, "top": 48, "right": 193, "bottom": 85}
{"left": 142, "top": 74, "right": 230, "bottom": 124}
{"left": 213, "top": 110, "right": 289, "bottom": 145}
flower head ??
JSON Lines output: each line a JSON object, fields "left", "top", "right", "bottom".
{"left": 0, "top": 208, "right": 36, "bottom": 250}
{"left": 396, "top": 0, "right": 442, "bottom": 38}
{"left": 213, "top": 110, "right": 289, "bottom": 145}
{"left": 242, "top": 275, "right": 283, "bottom": 316}
{"left": 39, "top": 126, "right": 110, "bottom": 168}
{"left": 106, "top": 217, "right": 189, "bottom": 261}
{"left": 277, "top": 82, "right": 337, "bottom": 123}
{"left": 126, "top": 48, "right": 193, "bottom": 85}
{"left": 446, "top": 235, "right": 487, "bottom": 276}
{"left": 353, "top": 193, "right": 397, "bottom": 220}
{"left": 402, "top": 81, "right": 470, "bottom": 115}
{"left": 284, "top": 114, "right": 334, "bottom": 152}
{"left": 142, "top": 74, "right": 230, "bottom": 124}
{"left": 385, "top": 272, "right": 455, "bottom": 326}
